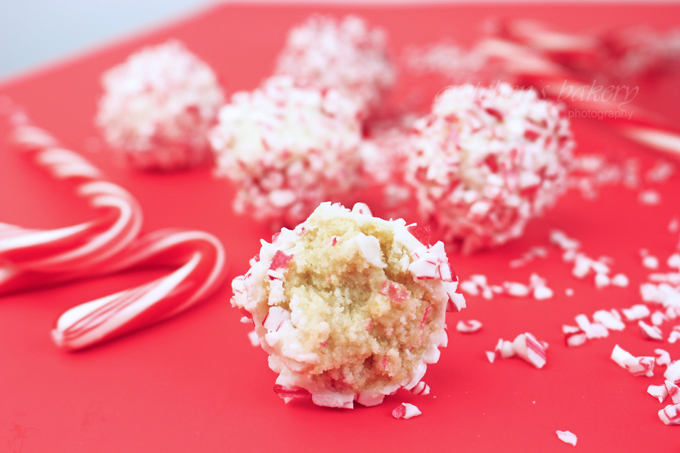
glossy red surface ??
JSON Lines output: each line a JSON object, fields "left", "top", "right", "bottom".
{"left": 1, "top": 3, "right": 679, "bottom": 452}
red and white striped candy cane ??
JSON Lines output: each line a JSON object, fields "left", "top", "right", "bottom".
{"left": 52, "top": 228, "right": 226, "bottom": 350}
{"left": 2, "top": 121, "right": 143, "bottom": 274}
{"left": 475, "top": 38, "right": 680, "bottom": 161}
{"left": 1, "top": 109, "right": 227, "bottom": 350}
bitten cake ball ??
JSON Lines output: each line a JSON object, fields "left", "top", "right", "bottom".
{"left": 96, "top": 40, "right": 224, "bottom": 170}
{"left": 274, "top": 15, "right": 396, "bottom": 115}
{"left": 231, "top": 202, "right": 466, "bottom": 409}
{"left": 210, "top": 76, "right": 363, "bottom": 228}
{"left": 405, "top": 83, "right": 574, "bottom": 253}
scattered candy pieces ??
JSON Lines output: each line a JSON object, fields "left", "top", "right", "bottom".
{"left": 392, "top": 403, "right": 422, "bottom": 420}
{"left": 556, "top": 430, "right": 578, "bottom": 446}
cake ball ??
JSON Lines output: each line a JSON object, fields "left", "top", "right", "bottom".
{"left": 405, "top": 83, "right": 574, "bottom": 253}
{"left": 274, "top": 15, "right": 396, "bottom": 115}
{"left": 96, "top": 40, "right": 224, "bottom": 170}
{"left": 210, "top": 76, "right": 363, "bottom": 228}
{"left": 231, "top": 202, "right": 466, "bottom": 409}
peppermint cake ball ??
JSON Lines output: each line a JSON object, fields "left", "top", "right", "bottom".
{"left": 96, "top": 40, "right": 224, "bottom": 170}
{"left": 210, "top": 76, "right": 363, "bottom": 228}
{"left": 405, "top": 83, "right": 574, "bottom": 253}
{"left": 231, "top": 202, "right": 466, "bottom": 409}
{"left": 274, "top": 15, "right": 396, "bottom": 115}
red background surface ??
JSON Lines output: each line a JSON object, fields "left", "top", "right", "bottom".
{"left": 1, "top": 3, "right": 679, "bottom": 452}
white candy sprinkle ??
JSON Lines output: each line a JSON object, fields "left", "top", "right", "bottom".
{"left": 565, "top": 288, "right": 574, "bottom": 296}
{"left": 486, "top": 351, "right": 496, "bottom": 363}
{"left": 556, "top": 430, "right": 577, "bottom": 446}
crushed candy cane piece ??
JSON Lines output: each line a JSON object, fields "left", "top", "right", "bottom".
{"left": 659, "top": 403, "right": 680, "bottom": 425}
{"left": 565, "top": 288, "right": 574, "bottom": 296}
{"left": 513, "top": 332, "right": 547, "bottom": 369}
{"left": 670, "top": 330, "right": 680, "bottom": 344}
{"left": 648, "top": 384, "right": 669, "bottom": 403}
{"left": 595, "top": 273, "right": 611, "bottom": 288}
{"left": 642, "top": 255, "right": 660, "bottom": 269}
{"left": 495, "top": 339, "right": 516, "bottom": 358}
{"left": 667, "top": 381, "right": 680, "bottom": 404}
{"left": 665, "top": 361, "right": 680, "bottom": 384}
{"left": 655, "top": 349, "right": 671, "bottom": 367}
{"left": 611, "top": 344, "right": 635, "bottom": 369}
{"left": 651, "top": 311, "right": 668, "bottom": 326}
{"left": 556, "top": 430, "right": 577, "bottom": 446}
{"left": 456, "top": 320, "right": 482, "bottom": 333}
{"left": 533, "top": 285, "right": 554, "bottom": 300}
{"left": 248, "top": 330, "right": 260, "bottom": 347}
{"left": 486, "top": 351, "right": 496, "bottom": 363}
{"left": 563, "top": 325, "right": 587, "bottom": 347}
{"left": 611, "top": 274, "right": 629, "bottom": 287}
{"left": 392, "top": 403, "right": 422, "bottom": 419}
{"left": 622, "top": 304, "right": 651, "bottom": 321}
{"left": 593, "top": 310, "right": 625, "bottom": 331}
{"left": 623, "top": 356, "right": 656, "bottom": 377}
{"left": 638, "top": 190, "right": 661, "bottom": 205}
{"left": 410, "top": 381, "right": 431, "bottom": 396}
{"left": 639, "top": 320, "right": 664, "bottom": 341}
{"left": 505, "top": 282, "right": 530, "bottom": 297}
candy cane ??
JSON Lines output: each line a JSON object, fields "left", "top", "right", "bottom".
{"left": 2, "top": 120, "right": 143, "bottom": 274}
{"left": 475, "top": 38, "right": 680, "bottom": 160}
{"left": 52, "top": 229, "right": 226, "bottom": 350}
{"left": 1, "top": 108, "right": 227, "bottom": 350}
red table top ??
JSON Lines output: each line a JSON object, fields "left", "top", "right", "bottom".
{"left": 1, "top": 3, "right": 679, "bottom": 452}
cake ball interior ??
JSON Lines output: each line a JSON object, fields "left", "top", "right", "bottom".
{"left": 278, "top": 212, "right": 441, "bottom": 393}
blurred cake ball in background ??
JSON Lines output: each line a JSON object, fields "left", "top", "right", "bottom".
{"left": 96, "top": 40, "right": 224, "bottom": 170}
{"left": 209, "top": 75, "right": 364, "bottom": 229}
{"left": 274, "top": 15, "right": 396, "bottom": 116}
{"left": 405, "top": 83, "right": 574, "bottom": 253}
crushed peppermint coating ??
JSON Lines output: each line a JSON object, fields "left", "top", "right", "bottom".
{"left": 96, "top": 40, "right": 224, "bottom": 170}
{"left": 210, "top": 76, "right": 363, "bottom": 227}
{"left": 231, "top": 202, "right": 463, "bottom": 408}
{"left": 556, "top": 430, "right": 578, "bottom": 446}
{"left": 392, "top": 402, "right": 422, "bottom": 419}
{"left": 405, "top": 83, "right": 573, "bottom": 253}
{"left": 456, "top": 319, "right": 482, "bottom": 333}
{"left": 274, "top": 15, "right": 395, "bottom": 114}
